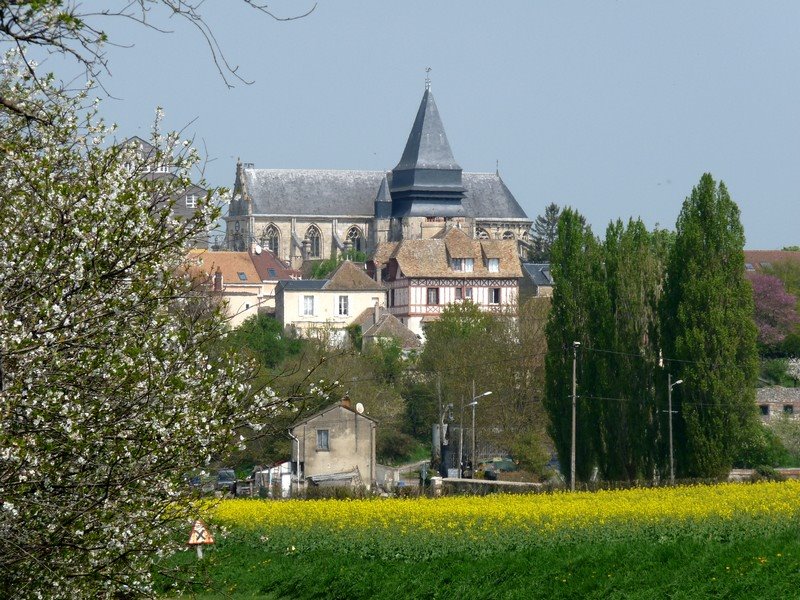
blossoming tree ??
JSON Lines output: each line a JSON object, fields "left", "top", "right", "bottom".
{"left": 0, "top": 54, "right": 331, "bottom": 597}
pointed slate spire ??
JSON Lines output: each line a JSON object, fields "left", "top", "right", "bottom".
{"left": 390, "top": 87, "right": 465, "bottom": 218}
{"left": 374, "top": 174, "right": 392, "bottom": 219}
{"left": 394, "top": 88, "right": 462, "bottom": 174}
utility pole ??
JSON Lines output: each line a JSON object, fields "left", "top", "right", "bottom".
{"left": 571, "top": 341, "right": 580, "bottom": 492}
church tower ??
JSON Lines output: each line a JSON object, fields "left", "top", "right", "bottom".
{"left": 389, "top": 81, "right": 468, "bottom": 239}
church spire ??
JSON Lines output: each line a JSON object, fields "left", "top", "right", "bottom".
{"left": 390, "top": 84, "right": 465, "bottom": 218}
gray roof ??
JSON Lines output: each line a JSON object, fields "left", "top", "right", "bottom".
{"left": 522, "top": 263, "right": 554, "bottom": 286}
{"left": 394, "top": 89, "right": 461, "bottom": 172}
{"left": 242, "top": 169, "right": 384, "bottom": 216}
{"left": 463, "top": 173, "right": 528, "bottom": 220}
{"left": 237, "top": 169, "right": 528, "bottom": 221}
{"left": 277, "top": 279, "right": 327, "bottom": 292}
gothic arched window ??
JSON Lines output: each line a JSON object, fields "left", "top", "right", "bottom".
{"left": 502, "top": 231, "right": 515, "bottom": 240}
{"left": 476, "top": 227, "right": 490, "bottom": 240}
{"left": 306, "top": 225, "right": 322, "bottom": 258}
{"left": 346, "top": 226, "right": 364, "bottom": 253}
{"left": 262, "top": 224, "right": 280, "bottom": 254}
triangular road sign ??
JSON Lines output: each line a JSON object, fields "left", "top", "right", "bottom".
{"left": 188, "top": 519, "right": 214, "bottom": 545}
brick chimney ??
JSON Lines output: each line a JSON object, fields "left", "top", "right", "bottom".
{"left": 341, "top": 394, "right": 351, "bottom": 410}
{"left": 213, "top": 267, "right": 223, "bottom": 292}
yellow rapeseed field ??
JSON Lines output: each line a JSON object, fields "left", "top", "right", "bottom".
{"left": 206, "top": 481, "right": 800, "bottom": 559}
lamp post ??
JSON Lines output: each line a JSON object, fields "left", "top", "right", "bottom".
{"left": 571, "top": 341, "right": 580, "bottom": 492}
{"left": 469, "top": 391, "right": 492, "bottom": 473}
{"left": 439, "top": 403, "right": 453, "bottom": 476}
{"left": 667, "top": 374, "right": 683, "bottom": 485}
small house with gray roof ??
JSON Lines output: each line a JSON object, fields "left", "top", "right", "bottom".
{"left": 225, "top": 83, "right": 532, "bottom": 268}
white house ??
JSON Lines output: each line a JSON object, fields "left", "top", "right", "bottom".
{"left": 275, "top": 261, "right": 386, "bottom": 345}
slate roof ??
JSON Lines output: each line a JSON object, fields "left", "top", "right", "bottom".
{"left": 278, "top": 261, "right": 383, "bottom": 292}
{"left": 278, "top": 279, "right": 327, "bottom": 292}
{"left": 522, "top": 263, "right": 554, "bottom": 287}
{"left": 394, "top": 88, "right": 461, "bottom": 172}
{"left": 241, "top": 169, "right": 384, "bottom": 217}
{"left": 461, "top": 173, "right": 528, "bottom": 220}
{"left": 373, "top": 228, "right": 522, "bottom": 279}
{"left": 235, "top": 169, "right": 528, "bottom": 221}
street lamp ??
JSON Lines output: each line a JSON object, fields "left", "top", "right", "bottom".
{"left": 667, "top": 375, "right": 683, "bottom": 485}
{"left": 469, "top": 391, "right": 492, "bottom": 473}
{"left": 438, "top": 403, "right": 453, "bottom": 477}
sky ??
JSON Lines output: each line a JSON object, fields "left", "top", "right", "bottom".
{"left": 74, "top": 1, "right": 800, "bottom": 249}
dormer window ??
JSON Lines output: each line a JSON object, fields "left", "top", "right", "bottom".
{"left": 488, "top": 258, "right": 500, "bottom": 273}
{"left": 186, "top": 194, "right": 197, "bottom": 209}
{"left": 451, "top": 258, "right": 474, "bottom": 272}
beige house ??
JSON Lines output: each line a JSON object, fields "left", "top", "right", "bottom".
{"left": 291, "top": 398, "right": 377, "bottom": 491}
{"left": 185, "top": 249, "right": 300, "bottom": 328}
{"left": 369, "top": 227, "right": 522, "bottom": 338}
{"left": 275, "top": 261, "right": 386, "bottom": 345}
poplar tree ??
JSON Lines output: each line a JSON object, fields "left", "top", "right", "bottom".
{"left": 661, "top": 174, "right": 759, "bottom": 478}
{"left": 596, "top": 220, "right": 670, "bottom": 480}
{"left": 544, "top": 208, "right": 598, "bottom": 481}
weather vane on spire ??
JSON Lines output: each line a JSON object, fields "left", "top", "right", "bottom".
{"left": 425, "top": 67, "right": 432, "bottom": 91}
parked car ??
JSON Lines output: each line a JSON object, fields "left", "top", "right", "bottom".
{"left": 215, "top": 469, "right": 237, "bottom": 494}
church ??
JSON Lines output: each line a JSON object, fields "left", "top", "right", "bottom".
{"left": 224, "top": 83, "right": 532, "bottom": 268}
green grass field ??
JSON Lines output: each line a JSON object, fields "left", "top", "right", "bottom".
{"left": 157, "top": 532, "right": 800, "bottom": 599}
{"left": 155, "top": 483, "right": 800, "bottom": 598}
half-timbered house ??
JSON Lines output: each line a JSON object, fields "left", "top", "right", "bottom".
{"left": 370, "top": 227, "right": 522, "bottom": 338}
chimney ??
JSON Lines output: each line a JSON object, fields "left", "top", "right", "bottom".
{"left": 341, "top": 394, "right": 351, "bottom": 410}
{"left": 373, "top": 302, "right": 379, "bottom": 325}
{"left": 375, "top": 266, "right": 383, "bottom": 282}
{"left": 213, "top": 267, "right": 223, "bottom": 292}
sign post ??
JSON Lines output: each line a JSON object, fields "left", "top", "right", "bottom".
{"left": 187, "top": 519, "right": 215, "bottom": 559}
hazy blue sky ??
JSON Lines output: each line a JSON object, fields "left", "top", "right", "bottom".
{"left": 91, "top": 1, "right": 800, "bottom": 249}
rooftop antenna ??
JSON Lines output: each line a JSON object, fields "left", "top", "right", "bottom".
{"left": 425, "top": 66, "right": 432, "bottom": 91}
{"left": 496, "top": 159, "right": 500, "bottom": 176}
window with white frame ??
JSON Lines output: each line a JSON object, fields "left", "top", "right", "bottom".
{"left": 316, "top": 429, "right": 330, "bottom": 451}
{"left": 465, "top": 287, "right": 473, "bottom": 300}
{"left": 427, "top": 287, "right": 439, "bottom": 305}
{"left": 185, "top": 194, "right": 197, "bottom": 209}
{"left": 302, "top": 295, "right": 315, "bottom": 316}
{"left": 455, "top": 287, "right": 463, "bottom": 301}
{"left": 337, "top": 295, "right": 349, "bottom": 316}
{"left": 488, "top": 258, "right": 500, "bottom": 273}
{"left": 490, "top": 288, "right": 501, "bottom": 304}
{"left": 451, "top": 258, "right": 474, "bottom": 272}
